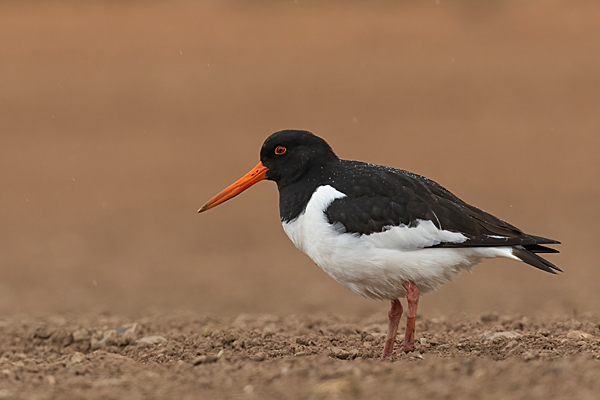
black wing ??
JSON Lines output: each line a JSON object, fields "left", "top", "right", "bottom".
{"left": 324, "top": 160, "right": 561, "bottom": 273}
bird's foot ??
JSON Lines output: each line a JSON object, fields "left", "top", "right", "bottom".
{"left": 395, "top": 340, "right": 415, "bottom": 354}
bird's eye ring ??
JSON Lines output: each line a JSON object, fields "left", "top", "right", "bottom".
{"left": 274, "top": 146, "right": 287, "bottom": 155}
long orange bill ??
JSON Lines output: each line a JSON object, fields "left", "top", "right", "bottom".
{"left": 198, "top": 161, "right": 269, "bottom": 213}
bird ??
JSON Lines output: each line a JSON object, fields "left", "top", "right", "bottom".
{"left": 198, "top": 129, "right": 561, "bottom": 359}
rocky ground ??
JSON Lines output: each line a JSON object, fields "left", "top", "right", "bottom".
{"left": 1, "top": 312, "right": 599, "bottom": 399}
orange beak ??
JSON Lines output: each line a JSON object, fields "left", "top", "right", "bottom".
{"left": 198, "top": 162, "right": 269, "bottom": 213}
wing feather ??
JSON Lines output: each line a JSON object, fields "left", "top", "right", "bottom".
{"left": 324, "top": 160, "right": 560, "bottom": 252}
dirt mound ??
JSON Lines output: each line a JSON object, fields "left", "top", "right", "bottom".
{"left": 1, "top": 312, "right": 599, "bottom": 399}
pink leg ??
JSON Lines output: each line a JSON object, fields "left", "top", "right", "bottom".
{"left": 397, "top": 281, "right": 420, "bottom": 353}
{"left": 381, "top": 299, "right": 403, "bottom": 359}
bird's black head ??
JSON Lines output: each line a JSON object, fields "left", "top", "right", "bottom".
{"left": 198, "top": 129, "right": 337, "bottom": 213}
{"left": 260, "top": 130, "right": 338, "bottom": 188}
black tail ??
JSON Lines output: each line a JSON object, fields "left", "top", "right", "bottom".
{"left": 512, "top": 245, "right": 563, "bottom": 274}
{"left": 523, "top": 244, "right": 560, "bottom": 254}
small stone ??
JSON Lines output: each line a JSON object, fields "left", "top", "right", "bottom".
{"left": 329, "top": 347, "right": 350, "bottom": 359}
{"left": 136, "top": 336, "right": 166, "bottom": 345}
{"left": 91, "top": 330, "right": 116, "bottom": 350}
{"left": 566, "top": 330, "right": 592, "bottom": 340}
{"left": 243, "top": 385, "right": 254, "bottom": 394}
{"left": 72, "top": 329, "right": 90, "bottom": 342}
{"left": 419, "top": 338, "right": 427, "bottom": 345}
{"left": 70, "top": 352, "right": 85, "bottom": 364}
{"left": 116, "top": 323, "right": 137, "bottom": 338}
{"left": 504, "top": 340, "right": 520, "bottom": 351}
{"left": 90, "top": 338, "right": 104, "bottom": 350}
{"left": 362, "top": 334, "right": 376, "bottom": 342}
{"left": 34, "top": 327, "right": 52, "bottom": 339}
{"left": 193, "top": 355, "right": 218, "bottom": 365}
{"left": 193, "top": 355, "right": 207, "bottom": 365}
{"left": 46, "top": 375, "right": 56, "bottom": 385}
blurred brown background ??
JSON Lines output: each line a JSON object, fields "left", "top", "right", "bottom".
{"left": 0, "top": 0, "right": 598, "bottom": 318}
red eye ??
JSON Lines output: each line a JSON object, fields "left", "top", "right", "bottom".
{"left": 274, "top": 145, "right": 287, "bottom": 155}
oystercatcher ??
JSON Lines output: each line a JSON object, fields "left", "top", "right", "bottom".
{"left": 198, "top": 129, "right": 561, "bottom": 359}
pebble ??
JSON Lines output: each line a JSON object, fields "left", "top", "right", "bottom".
{"left": 70, "top": 352, "right": 85, "bottom": 364}
{"left": 116, "top": 323, "right": 137, "bottom": 338}
{"left": 329, "top": 347, "right": 350, "bottom": 359}
{"left": 193, "top": 355, "right": 218, "bottom": 365}
{"left": 504, "top": 340, "right": 520, "bottom": 351}
{"left": 72, "top": 329, "right": 90, "bottom": 342}
{"left": 34, "top": 327, "right": 52, "bottom": 339}
{"left": 136, "top": 336, "right": 167, "bottom": 345}
{"left": 91, "top": 330, "right": 115, "bottom": 350}
{"left": 566, "top": 330, "right": 593, "bottom": 340}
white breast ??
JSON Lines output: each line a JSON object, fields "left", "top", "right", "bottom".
{"left": 282, "top": 185, "right": 519, "bottom": 300}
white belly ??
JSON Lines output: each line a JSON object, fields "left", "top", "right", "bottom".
{"left": 282, "top": 185, "right": 518, "bottom": 300}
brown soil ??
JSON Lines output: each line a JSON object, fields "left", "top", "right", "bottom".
{"left": 1, "top": 0, "right": 599, "bottom": 398}
{"left": 1, "top": 312, "right": 600, "bottom": 399}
